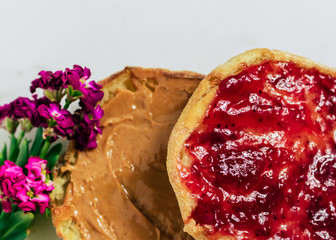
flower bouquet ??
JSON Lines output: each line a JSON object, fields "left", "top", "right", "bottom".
{"left": 0, "top": 66, "right": 104, "bottom": 239}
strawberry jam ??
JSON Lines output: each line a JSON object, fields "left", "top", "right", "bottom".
{"left": 183, "top": 61, "right": 336, "bottom": 239}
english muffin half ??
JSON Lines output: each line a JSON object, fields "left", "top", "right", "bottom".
{"left": 167, "top": 49, "right": 336, "bottom": 239}
{"left": 51, "top": 67, "right": 204, "bottom": 239}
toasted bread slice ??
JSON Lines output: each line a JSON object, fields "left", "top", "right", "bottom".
{"left": 50, "top": 67, "right": 204, "bottom": 240}
{"left": 167, "top": 49, "right": 336, "bottom": 239}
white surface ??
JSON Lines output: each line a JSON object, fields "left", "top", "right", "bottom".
{"left": 0, "top": 0, "right": 336, "bottom": 239}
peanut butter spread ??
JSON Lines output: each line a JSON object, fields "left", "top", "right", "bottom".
{"left": 51, "top": 68, "right": 203, "bottom": 239}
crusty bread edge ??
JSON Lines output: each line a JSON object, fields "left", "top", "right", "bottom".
{"left": 51, "top": 66, "right": 205, "bottom": 240}
{"left": 166, "top": 48, "right": 336, "bottom": 240}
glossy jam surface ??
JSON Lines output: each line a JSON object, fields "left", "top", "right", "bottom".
{"left": 183, "top": 61, "right": 336, "bottom": 239}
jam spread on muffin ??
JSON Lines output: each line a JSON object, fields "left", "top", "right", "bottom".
{"left": 183, "top": 61, "right": 336, "bottom": 239}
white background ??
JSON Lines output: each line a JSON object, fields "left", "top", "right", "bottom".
{"left": 0, "top": 1, "right": 336, "bottom": 239}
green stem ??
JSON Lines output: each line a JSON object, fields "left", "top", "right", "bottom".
{"left": 64, "top": 99, "right": 71, "bottom": 110}
{"left": 39, "top": 139, "right": 51, "bottom": 159}
{"left": 17, "top": 131, "right": 25, "bottom": 145}
{"left": 56, "top": 89, "right": 65, "bottom": 102}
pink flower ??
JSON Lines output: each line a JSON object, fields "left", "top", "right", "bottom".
{"left": 1, "top": 197, "right": 12, "bottom": 213}
{"left": 0, "top": 158, "right": 54, "bottom": 214}
{"left": 18, "top": 201, "right": 36, "bottom": 212}
{"left": 26, "top": 157, "right": 54, "bottom": 192}
{"left": 26, "top": 157, "right": 47, "bottom": 179}
{"left": 31, "top": 192, "right": 50, "bottom": 213}
{"left": 15, "top": 186, "right": 29, "bottom": 202}
{"left": 0, "top": 161, "right": 26, "bottom": 212}
{"left": 0, "top": 160, "right": 25, "bottom": 184}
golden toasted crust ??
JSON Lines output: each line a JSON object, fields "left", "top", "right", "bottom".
{"left": 166, "top": 48, "right": 336, "bottom": 240}
{"left": 50, "top": 67, "right": 204, "bottom": 240}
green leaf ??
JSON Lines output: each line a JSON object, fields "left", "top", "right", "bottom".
{"left": 30, "top": 127, "right": 45, "bottom": 157}
{"left": 15, "top": 139, "right": 29, "bottom": 168}
{"left": 0, "top": 144, "right": 7, "bottom": 165}
{"left": 0, "top": 211, "right": 34, "bottom": 240}
{"left": 72, "top": 90, "right": 83, "bottom": 98}
{"left": 8, "top": 135, "right": 19, "bottom": 162}
{"left": 2, "top": 144, "right": 7, "bottom": 161}
{"left": 39, "top": 140, "right": 51, "bottom": 159}
{"left": 45, "top": 143, "right": 62, "bottom": 170}
{"left": 1, "top": 231, "right": 27, "bottom": 240}
{"left": 0, "top": 211, "right": 10, "bottom": 234}
{"left": 68, "top": 85, "right": 74, "bottom": 96}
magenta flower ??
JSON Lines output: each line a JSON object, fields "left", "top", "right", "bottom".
{"left": 30, "top": 70, "right": 65, "bottom": 93}
{"left": 82, "top": 105, "right": 104, "bottom": 126}
{"left": 0, "top": 104, "right": 10, "bottom": 124}
{"left": 54, "top": 115, "right": 75, "bottom": 138}
{"left": 10, "top": 97, "right": 36, "bottom": 132}
{"left": 29, "top": 65, "right": 103, "bottom": 148}
{"left": 73, "top": 125, "right": 98, "bottom": 149}
{"left": 72, "top": 105, "right": 104, "bottom": 150}
{"left": 0, "top": 104, "right": 16, "bottom": 134}
{"left": 79, "top": 86, "right": 104, "bottom": 112}
{"left": 92, "top": 105, "right": 104, "bottom": 122}
{"left": 47, "top": 103, "right": 65, "bottom": 120}
{"left": 9, "top": 97, "right": 36, "bottom": 120}
{"left": 34, "top": 102, "right": 75, "bottom": 140}
{"left": 30, "top": 70, "right": 67, "bottom": 102}
{"left": 64, "top": 65, "right": 91, "bottom": 90}
{"left": 2, "top": 64, "right": 104, "bottom": 153}
{"left": 72, "top": 119, "right": 97, "bottom": 150}
{"left": 30, "top": 96, "right": 52, "bottom": 128}
{"left": 0, "top": 97, "right": 36, "bottom": 133}
{"left": 64, "top": 65, "right": 104, "bottom": 112}
{"left": 37, "top": 103, "right": 69, "bottom": 122}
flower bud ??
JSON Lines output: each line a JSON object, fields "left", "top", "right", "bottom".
{"left": 20, "top": 118, "right": 34, "bottom": 133}
{"left": 42, "top": 127, "right": 56, "bottom": 140}
{"left": 5, "top": 118, "right": 19, "bottom": 134}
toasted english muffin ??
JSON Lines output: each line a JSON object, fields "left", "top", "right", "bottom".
{"left": 167, "top": 49, "right": 336, "bottom": 239}
{"left": 51, "top": 67, "right": 204, "bottom": 240}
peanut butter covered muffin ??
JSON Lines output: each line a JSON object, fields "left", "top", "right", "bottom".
{"left": 51, "top": 67, "right": 204, "bottom": 239}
